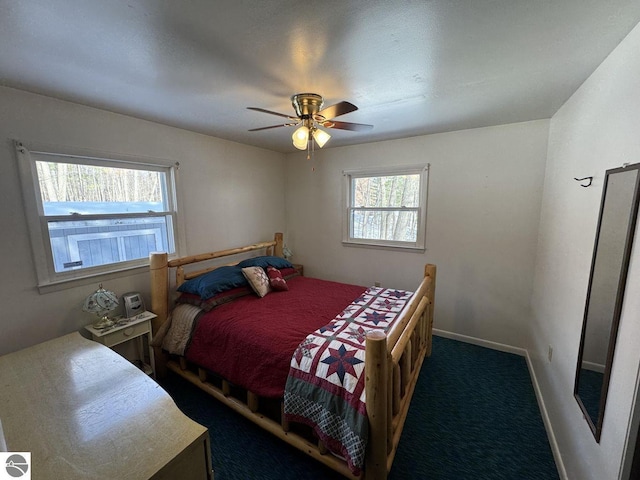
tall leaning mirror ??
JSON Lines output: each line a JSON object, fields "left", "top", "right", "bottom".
{"left": 574, "top": 162, "right": 640, "bottom": 442}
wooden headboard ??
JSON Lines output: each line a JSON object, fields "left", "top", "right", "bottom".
{"left": 149, "top": 232, "right": 284, "bottom": 335}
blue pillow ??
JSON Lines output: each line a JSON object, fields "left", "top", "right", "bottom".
{"left": 177, "top": 265, "right": 249, "bottom": 300}
{"left": 237, "top": 255, "right": 293, "bottom": 270}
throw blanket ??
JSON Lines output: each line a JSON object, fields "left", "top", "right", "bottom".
{"left": 283, "top": 286, "right": 414, "bottom": 475}
{"left": 160, "top": 304, "right": 203, "bottom": 356}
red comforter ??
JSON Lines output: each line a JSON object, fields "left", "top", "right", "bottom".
{"left": 185, "top": 275, "right": 366, "bottom": 398}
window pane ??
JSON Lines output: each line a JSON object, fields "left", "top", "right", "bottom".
{"left": 36, "top": 161, "right": 167, "bottom": 215}
{"left": 48, "top": 216, "right": 174, "bottom": 272}
{"left": 351, "top": 209, "right": 418, "bottom": 242}
{"left": 353, "top": 174, "right": 420, "bottom": 208}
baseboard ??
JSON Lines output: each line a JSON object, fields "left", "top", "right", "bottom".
{"left": 523, "top": 350, "right": 569, "bottom": 480}
{"left": 433, "top": 329, "right": 569, "bottom": 480}
{"left": 433, "top": 328, "right": 527, "bottom": 356}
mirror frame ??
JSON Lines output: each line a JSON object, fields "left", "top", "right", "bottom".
{"left": 574, "top": 162, "right": 640, "bottom": 442}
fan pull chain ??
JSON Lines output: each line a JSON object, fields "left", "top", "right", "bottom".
{"left": 309, "top": 137, "right": 316, "bottom": 171}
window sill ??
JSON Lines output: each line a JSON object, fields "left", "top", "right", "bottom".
{"left": 342, "top": 240, "right": 426, "bottom": 253}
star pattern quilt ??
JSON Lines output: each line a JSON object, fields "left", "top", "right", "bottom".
{"left": 283, "top": 286, "right": 414, "bottom": 475}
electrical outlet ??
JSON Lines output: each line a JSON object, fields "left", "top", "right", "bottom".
{"left": 548, "top": 345, "right": 553, "bottom": 362}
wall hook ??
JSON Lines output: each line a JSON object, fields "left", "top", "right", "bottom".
{"left": 574, "top": 176, "right": 593, "bottom": 187}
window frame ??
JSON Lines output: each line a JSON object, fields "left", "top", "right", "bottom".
{"left": 15, "top": 140, "right": 184, "bottom": 292}
{"left": 342, "top": 164, "right": 429, "bottom": 251}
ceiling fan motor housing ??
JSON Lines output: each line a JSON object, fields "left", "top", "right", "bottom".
{"left": 291, "top": 93, "right": 324, "bottom": 118}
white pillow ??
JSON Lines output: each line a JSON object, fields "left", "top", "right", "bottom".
{"left": 241, "top": 266, "right": 271, "bottom": 298}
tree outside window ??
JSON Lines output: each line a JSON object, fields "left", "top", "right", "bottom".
{"left": 343, "top": 165, "right": 428, "bottom": 251}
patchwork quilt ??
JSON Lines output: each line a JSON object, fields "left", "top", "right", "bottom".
{"left": 283, "top": 286, "right": 414, "bottom": 475}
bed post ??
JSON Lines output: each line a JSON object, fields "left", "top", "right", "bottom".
{"left": 365, "top": 330, "right": 388, "bottom": 480}
{"left": 150, "top": 252, "right": 169, "bottom": 377}
{"left": 424, "top": 264, "right": 437, "bottom": 357}
{"left": 274, "top": 232, "right": 284, "bottom": 257}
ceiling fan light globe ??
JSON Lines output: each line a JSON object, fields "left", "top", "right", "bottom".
{"left": 292, "top": 126, "right": 309, "bottom": 150}
{"left": 312, "top": 128, "right": 331, "bottom": 148}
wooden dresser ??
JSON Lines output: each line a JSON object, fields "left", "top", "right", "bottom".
{"left": 0, "top": 332, "right": 212, "bottom": 480}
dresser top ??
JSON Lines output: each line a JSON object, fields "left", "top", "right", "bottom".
{"left": 0, "top": 332, "right": 206, "bottom": 479}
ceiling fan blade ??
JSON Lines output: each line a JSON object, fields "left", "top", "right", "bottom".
{"left": 247, "top": 107, "right": 296, "bottom": 119}
{"left": 248, "top": 124, "right": 292, "bottom": 132}
{"left": 317, "top": 101, "right": 358, "bottom": 120}
{"left": 322, "top": 120, "right": 373, "bottom": 132}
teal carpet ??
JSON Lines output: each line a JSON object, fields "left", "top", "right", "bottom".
{"left": 159, "top": 336, "right": 559, "bottom": 479}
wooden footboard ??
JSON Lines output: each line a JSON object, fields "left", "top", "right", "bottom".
{"left": 149, "top": 233, "right": 436, "bottom": 480}
{"left": 365, "top": 263, "right": 436, "bottom": 478}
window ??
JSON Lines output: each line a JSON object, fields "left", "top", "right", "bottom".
{"left": 343, "top": 165, "right": 428, "bottom": 251}
{"left": 16, "top": 141, "right": 181, "bottom": 289}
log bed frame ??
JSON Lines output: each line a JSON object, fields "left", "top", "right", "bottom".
{"left": 149, "top": 233, "right": 436, "bottom": 480}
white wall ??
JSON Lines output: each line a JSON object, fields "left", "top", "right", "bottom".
{"left": 0, "top": 86, "right": 285, "bottom": 356}
{"left": 285, "top": 120, "right": 549, "bottom": 348}
{"left": 530, "top": 22, "right": 640, "bottom": 480}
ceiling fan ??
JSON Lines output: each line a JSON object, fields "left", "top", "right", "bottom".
{"left": 248, "top": 93, "right": 373, "bottom": 151}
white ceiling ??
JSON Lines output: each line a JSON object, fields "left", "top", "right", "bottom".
{"left": 1, "top": 1, "right": 639, "bottom": 153}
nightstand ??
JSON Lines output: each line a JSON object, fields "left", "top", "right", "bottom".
{"left": 293, "top": 263, "right": 304, "bottom": 276}
{"left": 85, "top": 311, "right": 157, "bottom": 377}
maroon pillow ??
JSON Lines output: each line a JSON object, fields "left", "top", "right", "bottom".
{"left": 279, "top": 267, "right": 300, "bottom": 280}
{"left": 175, "top": 285, "right": 252, "bottom": 311}
{"left": 266, "top": 266, "right": 288, "bottom": 291}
